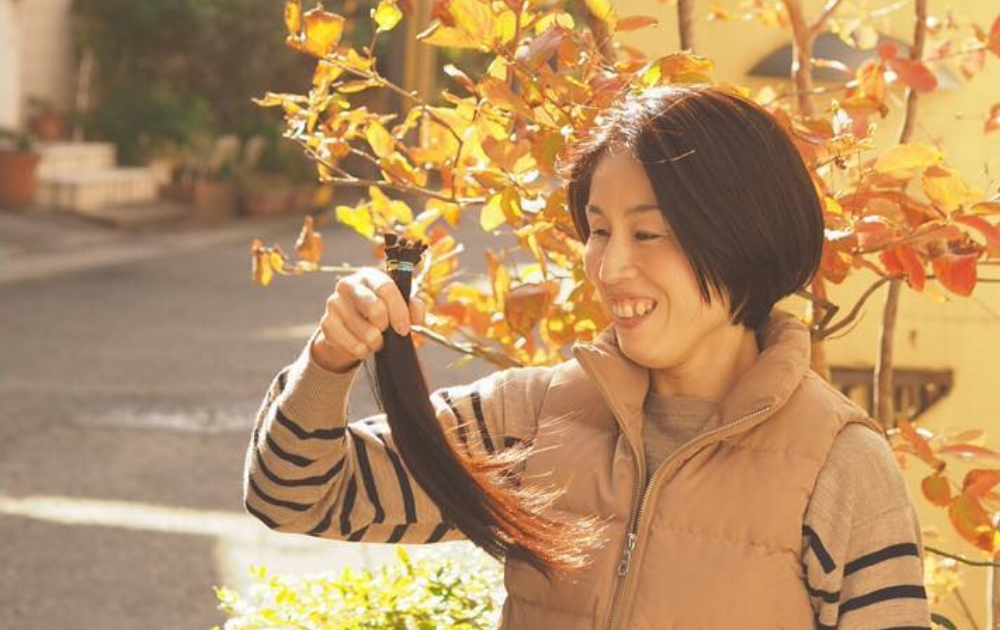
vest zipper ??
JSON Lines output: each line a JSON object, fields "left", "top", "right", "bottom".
{"left": 604, "top": 404, "right": 773, "bottom": 630}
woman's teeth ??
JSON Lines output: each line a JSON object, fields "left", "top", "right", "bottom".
{"left": 611, "top": 300, "right": 656, "bottom": 318}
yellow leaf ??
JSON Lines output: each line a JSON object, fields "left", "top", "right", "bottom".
{"left": 584, "top": 0, "right": 617, "bottom": 29}
{"left": 487, "top": 250, "right": 510, "bottom": 311}
{"left": 372, "top": 0, "right": 402, "bottom": 32}
{"left": 336, "top": 204, "right": 375, "bottom": 239}
{"left": 284, "top": 0, "right": 302, "bottom": 37}
{"left": 641, "top": 54, "right": 714, "bottom": 86}
{"left": 494, "top": 9, "right": 517, "bottom": 47}
{"left": 365, "top": 121, "right": 395, "bottom": 158}
{"left": 294, "top": 216, "right": 324, "bottom": 263}
{"left": 922, "top": 165, "right": 976, "bottom": 213}
{"left": 417, "top": 23, "right": 486, "bottom": 49}
{"left": 250, "top": 239, "right": 274, "bottom": 287}
{"left": 286, "top": 6, "right": 345, "bottom": 58}
{"left": 481, "top": 194, "right": 506, "bottom": 232}
{"left": 874, "top": 144, "right": 943, "bottom": 174}
{"left": 479, "top": 77, "right": 536, "bottom": 120}
{"left": 427, "top": 198, "right": 462, "bottom": 227}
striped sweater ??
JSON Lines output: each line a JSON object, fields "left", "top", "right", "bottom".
{"left": 243, "top": 336, "right": 931, "bottom": 629}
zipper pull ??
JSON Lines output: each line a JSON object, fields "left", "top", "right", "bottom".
{"left": 617, "top": 532, "right": 638, "bottom": 577}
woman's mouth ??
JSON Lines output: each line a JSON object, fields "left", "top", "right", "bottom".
{"left": 610, "top": 298, "right": 657, "bottom": 329}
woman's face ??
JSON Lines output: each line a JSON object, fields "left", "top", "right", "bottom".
{"left": 582, "top": 151, "right": 737, "bottom": 371}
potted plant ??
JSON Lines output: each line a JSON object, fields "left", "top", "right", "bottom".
{"left": 26, "top": 97, "right": 69, "bottom": 142}
{"left": 0, "top": 129, "right": 41, "bottom": 210}
{"left": 239, "top": 133, "right": 323, "bottom": 217}
{"left": 178, "top": 134, "right": 242, "bottom": 222}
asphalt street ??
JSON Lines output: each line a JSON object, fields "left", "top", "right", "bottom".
{"left": 0, "top": 208, "right": 516, "bottom": 630}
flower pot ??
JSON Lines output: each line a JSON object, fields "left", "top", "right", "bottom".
{"left": 241, "top": 187, "right": 292, "bottom": 217}
{"left": 0, "top": 151, "right": 41, "bottom": 210}
{"left": 193, "top": 180, "right": 239, "bottom": 222}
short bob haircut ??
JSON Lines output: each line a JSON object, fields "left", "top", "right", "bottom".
{"left": 564, "top": 84, "right": 824, "bottom": 332}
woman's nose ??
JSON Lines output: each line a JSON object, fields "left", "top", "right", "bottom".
{"left": 597, "top": 239, "right": 638, "bottom": 283}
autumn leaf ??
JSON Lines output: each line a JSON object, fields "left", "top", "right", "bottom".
{"left": 372, "top": 0, "right": 402, "bottom": 32}
{"left": 294, "top": 216, "right": 324, "bottom": 263}
{"left": 932, "top": 252, "right": 978, "bottom": 296}
{"left": 922, "top": 473, "right": 951, "bottom": 507}
{"left": 988, "top": 12, "right": 1000, "bottom": 57}
{"left": 250, "top": 239, "right": 274, "bottom": 287}
{"left": 365, "top": 121, "right": 395, "bottom": 158}
{"left": 880, "top": 245, "right": 925, "bottom": 290}
{"left": 481, "top": 193, "right": 507, "bottom": 232}
{"left": 897, "top": 418, "right": 944, "bottom": 472}
{"left": 874, "top": 144, "right": 943, "bottom": 174}
{"left": 886, "top": 57, "right": 938, "bottom": 92}
{"left": 986, "top": 103, "right": 1000, "bottom": 134}
{"left": 954, "top": 215, "right": 1000, "bottom": 257}
{"left": 285, "top": 2, "right": 345, "bottom": 58}
{"left": 336, "top": 204, "right": 376, "bottom": 239}
{"left": 616, "top": 15, "right": 658, "bottom": 32}
{"left": 963, "top": 469, "right": 1000, "bottom": 498}
{"left": 505, "top": 282, "right": 558, "bottom": 337}
{"left": 948, "top": 493, "right": 996, "bottom": 551}
{"left": 584, "top": 0, "right": 617, "bottom": 29}
{"left": 938, "top": 444, "right": 1000, "bottom": 460}
{"left": 922, "top": 165, "right": 975, "bottom": 213}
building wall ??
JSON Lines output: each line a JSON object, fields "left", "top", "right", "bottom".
{"left": 615, "top": 1, "right": 1000, "bottom": 626}
{"left": 0, "top": 0, "right": 23, "bottom": 128}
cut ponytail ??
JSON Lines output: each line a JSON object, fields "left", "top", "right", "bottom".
{"left": 369, "top": 233, "right": 604, "bottom": 577}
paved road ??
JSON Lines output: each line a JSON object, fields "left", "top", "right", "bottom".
{"left": 0, "top": 208, "right": 518, "bottom": 630}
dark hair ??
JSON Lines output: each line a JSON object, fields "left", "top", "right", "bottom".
{"left": 373, "top": 235, "right": 603, "bottom": 579}
{"left": 564, "top": 84, "right": 824, "bottom": 331}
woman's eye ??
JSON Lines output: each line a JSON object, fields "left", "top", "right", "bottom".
{"left": 635, "top": 232, "right": 660, "bottom": 241}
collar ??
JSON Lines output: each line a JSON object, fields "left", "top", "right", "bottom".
{"left": 570, "top": 310, "right": 811, "bottom": 447}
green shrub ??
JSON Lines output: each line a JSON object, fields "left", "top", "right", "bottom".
{"left": 210, "top": 547, "right": 504, "bottom": 630}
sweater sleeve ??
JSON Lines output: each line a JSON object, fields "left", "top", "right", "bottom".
{"left": 242, "top": 328, "right": 554, "bottom": 544}
{"left": 802, "top": 422, "right": 932, "bottom": 630}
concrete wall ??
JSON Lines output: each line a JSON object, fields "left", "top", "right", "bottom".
{"left": 615, "top": 1, "right": 999, "bottom": 626}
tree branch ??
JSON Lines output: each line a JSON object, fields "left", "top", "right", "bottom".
{"left": 810, "top": 0, "right": 846, "bottom": 37}
{"left": 818, "top": 274, "right": 899, "bottom": 340}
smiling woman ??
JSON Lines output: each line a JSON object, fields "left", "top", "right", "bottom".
{"left": 243, "top": 85, "right": 932, "bottom": 630}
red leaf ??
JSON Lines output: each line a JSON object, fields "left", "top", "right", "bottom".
{"left": 887, "top": 57, "right": 938, "bottom": 92}
{"left": 877, "top": 41, "right": 899, "bottom": 59}
{"left": 616, "top": 15, "right": 658, "bottom": 31}
{"left": 990, "top": 13, "right": 1000, "bottom": 57}
{"left": 986, "top": 103, "right": 1000, "bottom": 134}
{"left": 954, "top": 215, "right": 1000, "bottom": 257}
{"left": 897, "top": 245, "right": 926, "bottom": 291}
{"left": 964, "top": 470, "right": 1000, "bottom": 498}
{"left": 938, "top": 443, "right": 1000, "bottom": 460}
{"left": 922, "top": 473, "right": 952, "bottom": 507}
{"left": 932, "top": 252, "right": 978, "bottom": 296}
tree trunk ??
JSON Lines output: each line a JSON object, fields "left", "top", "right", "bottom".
{"left": 781, "top": 0, "right": 816, "bottom": 116}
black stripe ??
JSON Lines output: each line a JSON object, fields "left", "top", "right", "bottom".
{"left": 277, "top": 368, "right": 288, "bottom": 391}
{"left": 307, "top": 503, "right": 335, "bottom": 536}
{"left": 265, "top": 433, "right": 316, "bottom": 467}
{"left": 275, "top": 407, "right": 346, "bottom": 440}
{"left": 248, "top": 478, "right": 311, "bottom": 512}
{"left": 347, "top": 525, "right": 369, "bottom": 542}
{"left": 245, "top": 500, "right": 280, "bottom": 529}
{"left": 803, "top": 525, "right": 836, "bottom": 573}
{"left": 386, "top": 524, "right": 409, "bottom": 543}
{"left": 840, "top": 585, "right": 927, "bottom": 616}
{"left": 374, "top": 433, "right": 417, "bottom": 524}
{"left": 470, "top": 387, "right": 495, "bottom": 453}
{"left": 426, "top": 523, "right": 451, "bottom": 543}
{"left": 256, "top": 449, "right": 345, "bottom": 487}
{"left": 440, "top": 391, "right": 470, "bottom": 449}
{"left": 805, "top": 582, "right": 839, "bottom": 603}
{"left": 815, "top": 620, "right": 835, "bottom": 630}
{"left": 339, "top": 477, "right": 358, "bottom": 536}
{"left": 844, "top": 543, "right": 920, "bottom": 576}
{"left": 880, "top": 627, "right": 932, "bottom": 630}
{"left": 353, "top": 438, "right": 386, "bottom": 523}
{"left": 504, "top": 437, "right": 521, "bottom": 449}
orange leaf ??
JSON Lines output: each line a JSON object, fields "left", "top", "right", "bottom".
{"left": 518, "top": 26, "right": 566, "bottom": 66}
{"left": 881, "top": 245, "right": 925, "bottom": 290}
{"left": 989, "top": 12, "right": 1000, "bottom": 57}
{"left": 897, "top": 418, "right": 944, "bottom": 471}
{"left": 963, "top": 469, "right": 1000, "bottom": 498}
{"left": 284, "top": 0, "right": 303, "bottom": 37}
{"left": 887, "top": 57, "right": 938, "bottom": 92}
{"left": 294, "top": 216, "right": 324, "bottom": 264}
{"left": 922, "top": 473, "right": 951, "bottom": 507}
{"left": 931, "top": 252, "right": 978, "bottom": 296}
{"left": 504, "top": 282, "right": 558, "bottom": 337}
{"left": 954, "top": 215, "right": 1000, "bottom": 257}
{"left": 986, "top": 103, "right": 1000, "bottom": 134}
{"left": 948, "top": 494, "right": 996, "bottom": 552}
{"left": 616, "top": 15, "right": 658, "bottom": 32}
{"left": 938, "top": 443, "right": 1000, "bottom": 460}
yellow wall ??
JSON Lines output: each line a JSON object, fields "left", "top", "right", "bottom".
{"left": 615, "top": 1, "right": 1000, "bottom": 626}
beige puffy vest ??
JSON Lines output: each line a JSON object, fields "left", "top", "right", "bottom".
{"left": 499, "top": 311, "right": 885, "bottom": 630}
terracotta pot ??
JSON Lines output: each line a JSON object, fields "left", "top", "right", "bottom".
{"left": 193, "top": 180, "right": 239, "bottom": 221}
{"left": 29, "top": 114, "right": 68, "bottom": 142}
{"left": 0, "top": 151, "right": 41, "bottom": 210}
{"left": 241, "top": 187, "right": 292, "bottom": 217}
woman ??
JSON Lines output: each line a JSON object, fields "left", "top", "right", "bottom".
{"left": 243, "top": 85, "right": 931, "bottom": 629}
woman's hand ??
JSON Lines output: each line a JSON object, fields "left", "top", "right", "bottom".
{"left": 310, "top": 268, "right": 426, "bottom": 373}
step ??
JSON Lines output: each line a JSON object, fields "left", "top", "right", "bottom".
{"left": 36, "top": 142, "right": 117, "bottom": 178}
{"left": 37, "top": 167, "right": 159, "bottom": 213}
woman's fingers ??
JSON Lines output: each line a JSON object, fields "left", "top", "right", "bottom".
{"left": 320, "top": 308, "right": 370, "bottom": 360}
{"left": 332, "top": 290, "right": 384, "bottom": 353}
{"left": 410, "top": 296, "right": 426, "bottom": 327}
{"left": 360, "top": 269, "right": 411, "bottom": 336}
